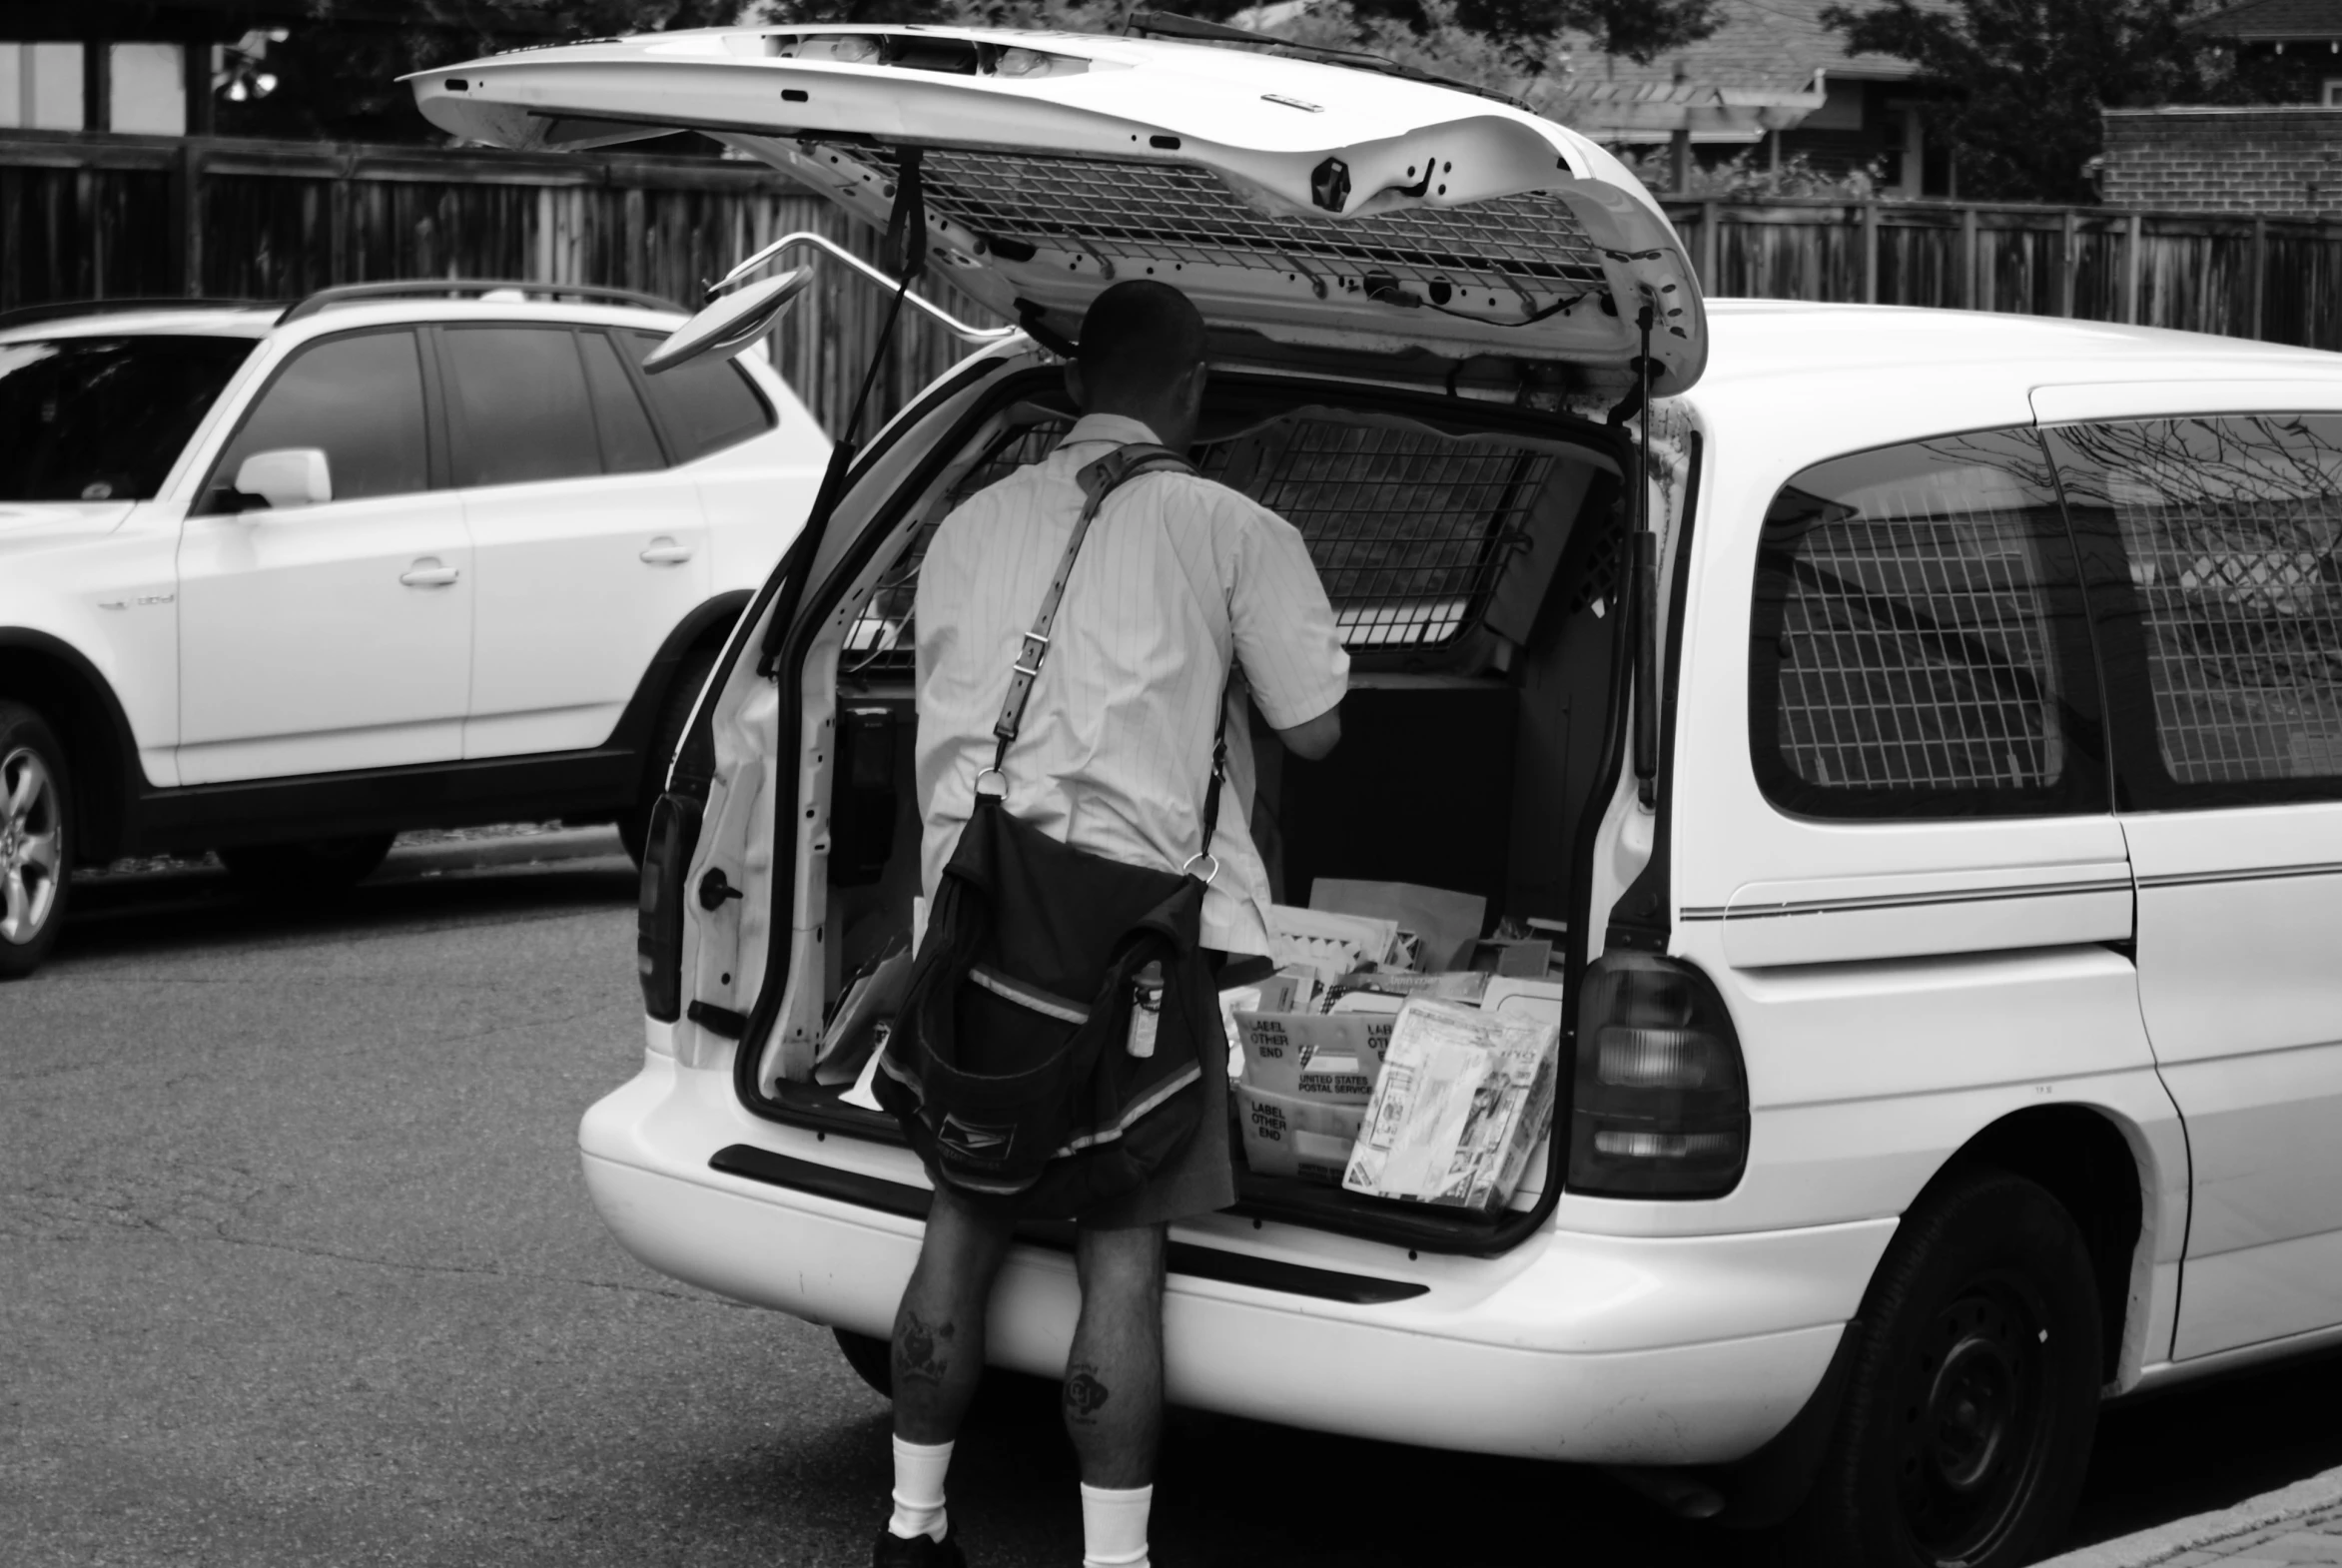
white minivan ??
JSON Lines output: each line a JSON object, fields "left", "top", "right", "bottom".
{"left": 414, "top": 25, "right": 2342, "bottom": 1567}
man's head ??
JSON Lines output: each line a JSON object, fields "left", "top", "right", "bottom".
{"left": 1067, "top": 281, "right": 1208, "bottom": 450}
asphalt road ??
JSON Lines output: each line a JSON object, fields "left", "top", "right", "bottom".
{"left": 7, "top": 839, "right": 2342, "bottom": 1568}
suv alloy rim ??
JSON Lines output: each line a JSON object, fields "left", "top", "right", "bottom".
{"left": 1897, "top": 1271, "right": 2054, "bottom": 1562}
{"left": 0, "top": 746, "right": 62, "bottom": 945}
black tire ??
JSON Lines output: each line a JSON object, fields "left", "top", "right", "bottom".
{"left": 218, "top": 834, "right": 395, "bottom": 901}
{"left": 1779, "top": 1170, "right": 2102, "bottom": 1568}
{"left": 620, "top": 646, "right": 718, "bottom": 868}
{"left": 0, "top": 702, "right": 72, "bottom": 980}
{"left": 835, "top": 1326, "right": 895, "bottom": 1399}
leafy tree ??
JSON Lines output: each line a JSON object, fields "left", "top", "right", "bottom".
{"left": 220, "top": 2, "right": 747, "bottom": 143}
{"left": 1820, "top": 0, "right": 2222, "bottom": 201}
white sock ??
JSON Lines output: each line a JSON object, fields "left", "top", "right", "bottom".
{"left": 887, "top": 1434, "right": 953, "bottom": 1543}
{"left": 1080, "top": 1481, "right": 1153, "bottom": 1568}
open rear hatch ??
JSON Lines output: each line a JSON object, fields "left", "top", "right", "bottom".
{"left": 408, "top": 23, "right": 1705, "bottom": 392}
{"left": 419, "top": 26, "right": 1703, "bottom": 1254}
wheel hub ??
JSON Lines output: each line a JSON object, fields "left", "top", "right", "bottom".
{"left": 1928, "top": 1332, "right": 2015, "bottom": 1491}
{"left": 1, "top": 744, "right": 60, "bottom": 944}
{"left": 1897, "top": 1276, "right": 2052, "bottom": 1562}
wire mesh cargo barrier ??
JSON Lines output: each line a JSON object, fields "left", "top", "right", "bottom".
{"left": 843, "top": 415, "right": 1552, "bottom": 672}
{"left": 2054, "top": 414, "right": 2342, "bottom": 785}
{"left": 857, "top": 146, "right": 1610, "bottom": 316}
{"left": 1762, "top": 444, "right": 2066, "bottom": 794}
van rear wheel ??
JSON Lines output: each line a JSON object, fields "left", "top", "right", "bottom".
{"left": 1779, "top": 1170, "right": 2101, "bottom": 1568}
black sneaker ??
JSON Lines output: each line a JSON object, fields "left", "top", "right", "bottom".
{"left": 870, "top": 1525, "right": 967, "bottom": 1568}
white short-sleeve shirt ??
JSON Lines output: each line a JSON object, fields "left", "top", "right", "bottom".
{"left": 914, "top": 412, "right": 1350, "bottom": 956}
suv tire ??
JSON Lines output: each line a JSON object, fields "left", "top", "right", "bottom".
{"left": 1779, "top": 1170, "right": 2101, "bottom": 1568}
{"left": 0, "top": 702, "right": 71, "bottom": 980}
{"left": 620, "top": 646, "right": 718, "bottom": 868}
{"left": 219, "top": 834, "right": 396, "bottom": 901}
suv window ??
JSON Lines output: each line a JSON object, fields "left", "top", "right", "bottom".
{"left": 0, "top": 335, "right": 255, "bottom": 502}
{"left": 617, "top": 329, "right": 774, "bottom": 461}
{"left": 2045, "top": 414, "right": 2342, "bottom": 805}
{"left": 1748, "top": 428, "right": 2102, "bottom": 818}
{"left": 578, "top": 330, "right": 664, "bottom": 473}
{"left": 443, "top": 327, "right": 603, "bottom": 487}
{"left": 212, "top": 329, "right": 428, "bottom": 505}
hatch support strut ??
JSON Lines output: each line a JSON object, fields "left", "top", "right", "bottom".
{"left": 757, "top": 152, "right": 1007, "bottom": 671}
{"left": 1630, "top": 302, "right": 1660, "bottom": 807}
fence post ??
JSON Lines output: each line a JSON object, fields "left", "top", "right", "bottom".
{"left": 2059, "top": 209, "right": 2077, "bottom": 318}
{"left": 1863, "top": 201, "right": 1880, "bottom": 304}
{"left": 2123, "top": 212, "right": 2143, "bottom": 325}
{"left": 1701, "top": 199, "right": 1720, "bottom": 290}
{"left": 172, "top": 140, "right": 206, "bottom": 298}
{"left": 1961, "top": 204, "right": 1979, "bottom": 310}
{"left": 2250, "top": 216, "right": 2267, "bottom": 341}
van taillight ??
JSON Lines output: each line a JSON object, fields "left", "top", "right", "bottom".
{"left": 1567, "top": 952, "right": 1748, "bottom": 1197}
{"left": 636, "top": 793, "right": 701, "bottom": 1024}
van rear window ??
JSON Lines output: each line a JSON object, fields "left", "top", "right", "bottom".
{"left": 1748, "top": 429, "right": 2103, "bottom": 819}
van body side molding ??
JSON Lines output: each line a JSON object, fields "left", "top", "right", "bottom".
{"left": 1703, "top": 862, "right": 2135, "bottom": 968}
{"left": 707, "top": 1145, "right": 1429, "bottom": 1305}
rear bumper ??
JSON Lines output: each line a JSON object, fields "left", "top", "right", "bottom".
{"left": 581, "top": 1054, "right": 1894, "bottom": 1465}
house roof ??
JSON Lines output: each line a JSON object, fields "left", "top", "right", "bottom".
{"left": 2180, "top": 0, "right": 2342, "bottom": 40}
{"left": 1563, "top": 0, "right": 1941, "bottom": 96}
{"left": 1549, "top": 0, "right": 1948, "bottom": 139}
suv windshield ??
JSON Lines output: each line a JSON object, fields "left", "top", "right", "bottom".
{"left": 0, "top": 335, "right": 256, "bottom": 501}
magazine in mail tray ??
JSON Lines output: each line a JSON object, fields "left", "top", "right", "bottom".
{"left": 1341, "top": 997, "right": 1560, "bottom": 1211}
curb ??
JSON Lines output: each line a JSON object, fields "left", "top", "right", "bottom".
{"left": 2039, "top": 1462, "right": 2342, "bottom": 1567}
{"left": 379, "top": 825, "right": 628, "bottom": 877}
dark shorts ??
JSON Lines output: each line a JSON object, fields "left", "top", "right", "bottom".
{"left": 1078, "top": 1034, "right": 1235, "bottom": 1230}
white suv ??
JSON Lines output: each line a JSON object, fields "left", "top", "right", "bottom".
{"left": 0, "top": 284, "right": 828, "bottom": 978}
{"left": 419, "top": 26, "right": 2342, "bottom": 1568}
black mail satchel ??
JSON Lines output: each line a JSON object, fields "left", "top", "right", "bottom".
{"left": 874, "top": 443, "right": 1228, "bottom": 1221}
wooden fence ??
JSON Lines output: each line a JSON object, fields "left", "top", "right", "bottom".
{"left": 1658, "top": 197, "right": 2342, "bottom": 352}
{"left": 0, "top": 129, "right": 1002, "bottom": 438}
{"left": 5, "top": 130, "right": 2340, "bottom": 438}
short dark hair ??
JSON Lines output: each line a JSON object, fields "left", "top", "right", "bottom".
{"left": 1076, "top": 281, "right": 1206, "bottom": 403}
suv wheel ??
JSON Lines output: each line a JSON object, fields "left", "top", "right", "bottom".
{"left": 0, "top": 703, "right": 71, "bottom": 980}
{"left": 1780, "top": 1170, "right": 2102, "bottom": 1568}
{"left": 620, "top": 647, "right": 718, "bottom": 868}
{"left": 218, "top": 834, "right": 396, "bottom": 901}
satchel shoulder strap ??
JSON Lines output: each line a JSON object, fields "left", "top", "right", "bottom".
{"left": 982, "top": 440, "right": 1235, "bottom": 874}
{"left": 986, "top": 442, "right": 1194, "bottom": 769}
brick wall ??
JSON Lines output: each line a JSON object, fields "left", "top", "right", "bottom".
{"left": 2101, "top": 107, "right": 2342, "bottom": 215}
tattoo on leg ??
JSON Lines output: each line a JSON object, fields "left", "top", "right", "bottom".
{"left": 896, "top": 1310, "right": 955, "bottom": 1388}
{"left": 1063, "top": 1362, "right": 1112, "bottom": 1425}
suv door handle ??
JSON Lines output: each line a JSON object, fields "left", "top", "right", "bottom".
{"left": 639, "top": 537, "right": 694, "bottom": 565}
{"left": 399, "top": 558, "right": 460, "bottom": 588}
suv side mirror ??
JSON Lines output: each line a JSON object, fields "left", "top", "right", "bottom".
{"left": 233, "top": 448, "right": 333, "bottom": 510}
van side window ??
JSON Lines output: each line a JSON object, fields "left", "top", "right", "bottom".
{"left": 2045, "top": 414, "right": 2342, "bottom": 806}
{"left": 209, "top": 329, "right": 429, "bottom": 506}
{"left": 617, "top": 329, "right": 775, "bottom": 462}
{"left": 443, "top": 326, "right": 603, "bottom": 487}
{"left": 1748, "top": 428, "right": 2104, "bottom": 818}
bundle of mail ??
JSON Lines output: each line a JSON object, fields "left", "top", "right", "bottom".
{"left": 1228, "top": 881, "right": 1563, "bottom": 1211}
